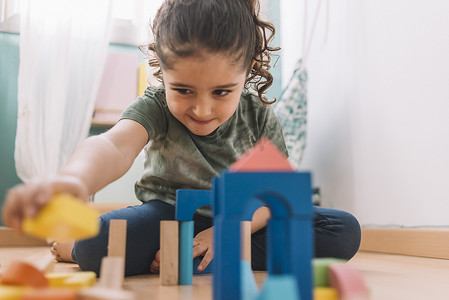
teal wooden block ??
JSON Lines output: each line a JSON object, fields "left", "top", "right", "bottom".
{"left": 256, "top": 275, "right": 300, "bottom": 300}
{"left": 179, "top": 221, "right": 193, "bottom": 285}
{"left": 241, "top": 260, "right": 259, "bottom": 300}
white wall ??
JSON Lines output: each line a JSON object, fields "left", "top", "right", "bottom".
{"left": 282, "top": 0, "right": 449, "bottom": 226}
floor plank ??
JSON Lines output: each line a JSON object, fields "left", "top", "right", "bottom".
{"left": 350, "top": 251, "right": 449, "bottom": 300}
{"left": 2, "top": 247, "right": 449, "bottom": 299}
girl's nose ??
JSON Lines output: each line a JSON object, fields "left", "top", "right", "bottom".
{"left": 192, "top": 98, "right": 212, "bottom": 119}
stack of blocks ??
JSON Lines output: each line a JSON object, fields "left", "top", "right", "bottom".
{"left": 0, "top": 194, "right": 135, "bottom": 300}
{"left": 160, "top": 138, "right": 314, "bottom": 300}
{"left": 160, "top": 138, "right": 370, "bottom": 300}
{"left": 313, "top": 258, "right": 369, "bottom": 300}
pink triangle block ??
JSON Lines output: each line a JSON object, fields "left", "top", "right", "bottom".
{"left": 229, "top": 138, "right": 293, "bottom": 172}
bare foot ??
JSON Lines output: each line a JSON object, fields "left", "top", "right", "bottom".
{"left": 150, "top": 250, "right": 161, "bottom": 273}
{"left": 50, "top": 241, "right": 75, "bottom": 263}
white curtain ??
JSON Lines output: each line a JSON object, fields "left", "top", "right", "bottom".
{"left": 15, "top": 0, "right": 112, "bottom": 181}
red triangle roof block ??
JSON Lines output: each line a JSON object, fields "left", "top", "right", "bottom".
{"left": 229, "top": 137, "right": 293, "bottom": 172}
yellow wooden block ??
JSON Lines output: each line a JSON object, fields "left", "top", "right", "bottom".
{"left": 0, "top": 285, "right": 28, "bottom": 300}
{"left": 45, "top": 272, "right": 96, "bottom": 290}
{"left": 137, "top": 62, "right": 148, "bottom": 96}
{"left": 63, "top": 272, "right": 96, "bottom": 289}
{"left": 45, "top": 273, "right": 73, "bottom": 288}
{"left": 22, "top": 194, "right": 99, "bottom": 241}
{"left": 314, "top": 287, "right": 338, "bottom": 300}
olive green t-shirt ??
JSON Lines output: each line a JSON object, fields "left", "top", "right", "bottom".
{"left": 120, "top": 87, "right": 288, "bottom": 217}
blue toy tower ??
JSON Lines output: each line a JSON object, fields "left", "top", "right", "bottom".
{"left": 212, "top": 138, "right": 314, "bottom": 300}
{"left": 174, "top": 138, "right": 314, "bottom": 300}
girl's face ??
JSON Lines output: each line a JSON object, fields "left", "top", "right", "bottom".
{"left": 162, "top": 52, "right": 247, "bottom": 136}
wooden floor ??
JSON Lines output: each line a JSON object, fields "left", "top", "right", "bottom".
{"left": 1, "top": 247, "right": 449, "bottom": 300}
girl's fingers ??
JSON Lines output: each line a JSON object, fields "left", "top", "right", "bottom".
{"left": 192, "top": 243, "right": 207, "bottom": 259}
{"left": 198, "top": 249, "right": 214, "bottom": 271}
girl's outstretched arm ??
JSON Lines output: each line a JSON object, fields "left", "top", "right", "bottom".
{"left": 2, "top": 119, "right": 148, "bottom": 231}
{"left": 59, "top": 119, "right": 148, "bottom": 195}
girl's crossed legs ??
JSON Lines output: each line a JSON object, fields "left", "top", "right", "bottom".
{"left": 70, "top": 200, "right": 361, "bottom": 276}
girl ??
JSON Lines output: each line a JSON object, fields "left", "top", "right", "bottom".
{"left": 2, "top": 0, "right": 361, "bottom": 276}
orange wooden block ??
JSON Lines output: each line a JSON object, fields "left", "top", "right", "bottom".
{"left": 1, "top": 260, "right": 48, "bottom": 288}
{"left": 22, "top": 288, "right": 76, "bottom": 300}
{"left": 229, "top": 138, "right": 293, "bottom": 172}
{"left": 328, "top": 263, "right": 369, "bottom": 300}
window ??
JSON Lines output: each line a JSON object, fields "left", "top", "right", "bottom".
{"left": 0, "top": 0, "right": 163, "bottom": 45}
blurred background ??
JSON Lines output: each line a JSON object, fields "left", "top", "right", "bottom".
{"left": 1, "top": 0, "right": 448, "bottom": 227}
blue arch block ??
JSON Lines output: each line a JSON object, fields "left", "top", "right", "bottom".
{"left": 213, "top": 171, "right": 313, "bottom": 300}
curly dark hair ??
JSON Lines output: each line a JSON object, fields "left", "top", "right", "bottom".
{"left": 144, "top": 0, "right": 280, "bottom": 104}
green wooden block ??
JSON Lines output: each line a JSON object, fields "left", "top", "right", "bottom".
{"left": 313, "top": 258, "right": 347, "bottom": 287}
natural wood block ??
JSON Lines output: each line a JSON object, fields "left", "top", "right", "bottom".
{"left": 99, "top": 256, "right": 124, "bottom": 289}
{"left": 160, "top": 220, "right": 179, "bottom": 286}
{"left": 241, "top": 221, "right": 251, "bottom": 265}
{"left": 108, "top": 219, "right": 127, "bottom": 260}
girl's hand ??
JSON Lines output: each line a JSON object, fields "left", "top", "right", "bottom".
{"left": 193, "top": 227, "right": 214, "bottom": 272}
{"left": 2, "top": 175, "right": 88, "bottom": 233}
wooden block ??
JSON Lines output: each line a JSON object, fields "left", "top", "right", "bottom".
{"left": 241, "top": 221, "right": 251, "bottom": 265}
{"left": 313, "top": 258, "right": 347, "bottom": 287}
{"left": 160, "top": 220, "right": 179, "bottom": 286}
{"left": 178, "top": 221, "right": 193, "bottom": 285}
{"left": 99, "top": 256, "right": 124, "bottom": 289}
{"left": 108, "top": 219, "right": 127, "bottom": 259}
{"left": 1, "top": 260, "right": 48, "bottom": 288}
{"left": 328, "top": 263, "right": 369, "bottom": 300}
{"left": 21, "top": 288, "right": 76, "bottom": 300}
{"left": 45, "top": 271, "right": 96, "bottom": 289}
{"left": 257, "top": 274, "right": 300, "bottom": 300}
{"left": 229, "top": 138, "right": 293, "bottom": 172}
{"left": 0, "top": 285, "right": 27, "bottom": 300}
{"left": 22, "top": 194, "right": 99, "bottom": 242}
{"left": 314, "top": 287, "right": 338, "bottom": 300}
{"left": 45, "top": 272, "right": 72, "bottom": 287}
{"left": 77, "top": 286, "right": 134, "bottom": 300}
{"left": 62, "top": 271, "right": 96, "bottom": 290}
{"left": 240, "top": 260, "right": 258, "bottom": 300}
{"left": 24, "top": 251, "right": 55, "bottom": 274}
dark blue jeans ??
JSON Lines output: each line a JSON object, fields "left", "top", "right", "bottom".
{"left": 72, "top": 200, "right": 361, "bottom": 276}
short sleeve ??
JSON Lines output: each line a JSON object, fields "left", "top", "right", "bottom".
{"left": 120, "top": 87, "right": 168, "bottom": 141}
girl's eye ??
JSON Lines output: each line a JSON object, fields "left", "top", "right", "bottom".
{"left": 213, "top": 89, "right": 231, "bottom": 96}
{"left": 174, "top": 88, "right": 192, "bottom": 95}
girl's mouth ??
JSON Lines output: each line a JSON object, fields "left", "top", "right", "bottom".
{"left": 190, "top": 117, "right": 213, "bottom": 125}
